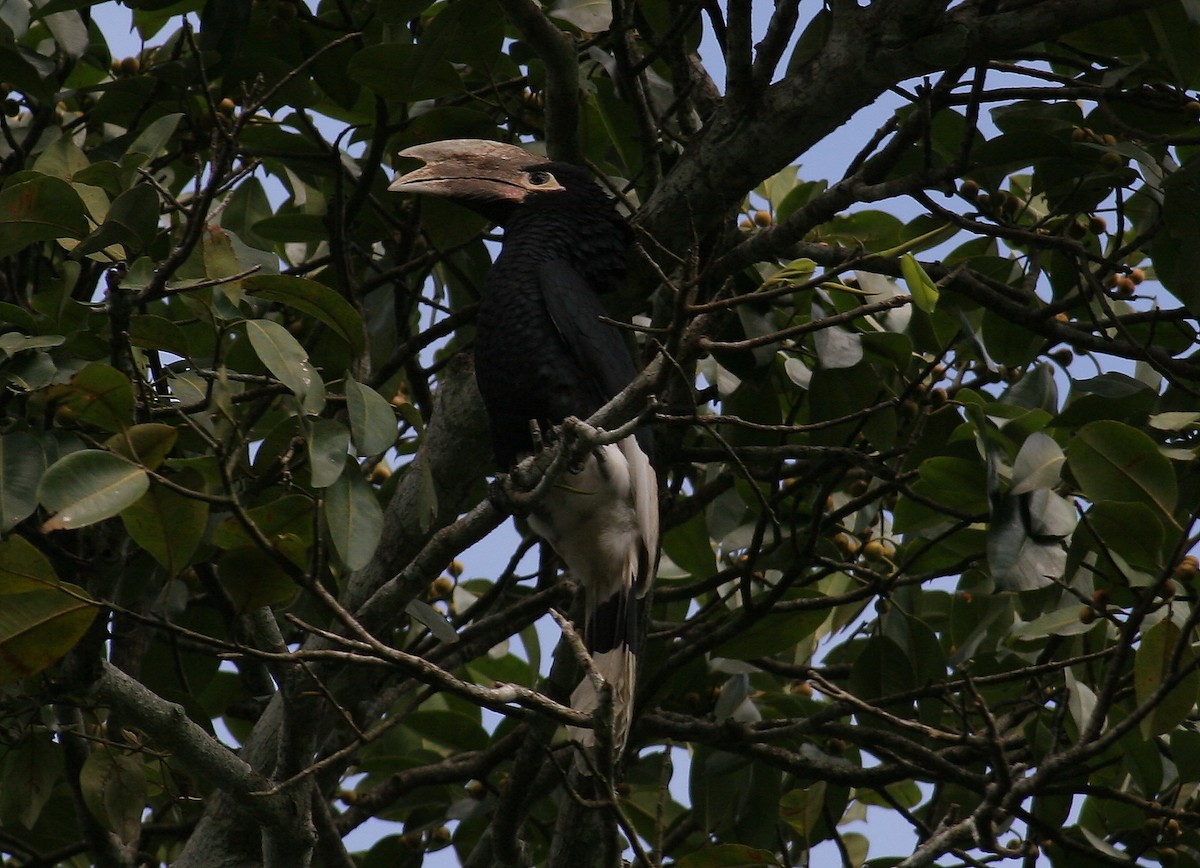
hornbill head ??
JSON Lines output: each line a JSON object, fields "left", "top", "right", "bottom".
{"left": 389, "top": 139, "right": 586, "bottom": 225}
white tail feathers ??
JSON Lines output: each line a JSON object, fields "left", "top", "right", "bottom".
{"left": 568, "top": 645, "right": 637, "bottom": 756}
{"left": 527, "top": 434, "right": 658, "bottom": 761}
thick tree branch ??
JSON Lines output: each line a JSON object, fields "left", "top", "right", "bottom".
{"left": 633, "top": 0, "right": 1174, "bottom": 271}
{"left": 493, "top": 0, "right": 582, "bottom": 162}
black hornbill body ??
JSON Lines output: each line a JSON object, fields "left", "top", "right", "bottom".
{"left": 389, "top": 140, "right": 658, "bottom": 755}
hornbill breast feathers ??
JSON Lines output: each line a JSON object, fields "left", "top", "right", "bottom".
{"left": 389, "top": 139, "right": 659, "bottom": 758}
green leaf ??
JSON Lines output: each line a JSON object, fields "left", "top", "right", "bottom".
{"left": 0, "top": 175, "right": 91, "bottom": 257}
{"left": 324, "top": 459, "right": 383, "bottom": 570}
{"left": 550, "top": 0, "right": 612, "bottom": 31}
{"left": 245, "top": 319, "right": 325, "bottom": 413}
{"left": 1011, "top": 432, "right": 1066, "bottom": 495}
{"left": 1081, "top": 501, "right": 1165, "bottom": 572}
{"left": 0, "top": 431, "right": 44, "bottom": 533}
{"left": 344, "top": 377, "right": 397, "bottom": 456}
{"left": 32, "top": 136, "right": 90, "bottom": 179}
{"left": 0, "top": 732, "right": 64, "bottom": 829}
{"left": 125, "top": 113, "right": 184, "bottom": 164}
{"left": 674, "top": 843, "right": 782, "bottom": 867}
{"left": 216, "top": 545, "right": 300, "bottom": 612}
{"left": 211, "top": 495, "right": 314, "bottom": 550}
{"left": 0, "top": 535, "right": 60, "bottom": 593}
{"left": 0, "top": 583, "right": 96, "bottom": 684}
{"left": 38, "top": 450, "right": 150, "bottom": 531}
{"left": 1011, "top": 604, "right": 1098, "bottom": 639}
{"left": 49, "top": 362, "right": 135, "bottom": 432}
{"left": 1066, "top": 420, "right": 1178, "bottom": 527}
{"left": 103, "top": 423, "right": 178, "bottom": 470}
{"left": 75, "top": 184, "right": 161, "bottom": 257}
{"left": 348, "top": 44, "right": 462, "bottom": 103}
{"left": 306, "top": 418, "right": 350, "bottom": 488}
{"left": 1135, "top": 620, "right": 1200, "bottom": 738}
{"left": 79, "top": 748, "right": 146, "bottom": 844}
{"left": 780, "top": 783, "right": 826, "bottom": 842}
{"left": 714, "top": 599, "right": 827, "bottom": 659}
{"left": 120, "top": 485, "right": 207, "bottom": 575}
{"left": 406, "top": 598, "right": 460, "bottom": 644}
{"left": 128, "top": 314, "right": 190, "bottom": 355}
{"left": 243, "top": 275, "right": 367, "bottom": 355}
{"left": 855, "top": 779, "right": 923, "bottom": 809}
{"left": 900, "top": 253, "right": 938, "bottom": 312}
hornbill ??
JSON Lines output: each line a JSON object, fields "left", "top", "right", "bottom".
{"left": 389, "top": 140, "right": 658, "bottom": 757}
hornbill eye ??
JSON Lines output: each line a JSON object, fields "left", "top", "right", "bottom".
{"left": 527, "top": 170, "right": 554, "bottom": 186}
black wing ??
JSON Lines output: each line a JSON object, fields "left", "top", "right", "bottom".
{"left": 539, "top": 258, "right": 639, "bottom": 404}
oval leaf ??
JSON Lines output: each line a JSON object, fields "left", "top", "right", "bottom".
{"left": 307, "top": 418, "right": 350, "bottom": 488}
{"left": 1067, "top": 420, "right": 1178, "bottom": 526}
{"left": 0, "top": 431, "right": 45, "bottom": 533}
{"left": 244, "top": 275, "right": 366, "bottom": 355}
{"left": 323, "top": 458, "right": 383, "bottom": 570}
{"left": 0, "top": 583, "right": 96, "bottom": 684}
{"left": 120, "top": 485, "right": 208, "bottom": 575}
{"left": 1135, "top": 620, "right": 1200, "bottom": 738}
{"left": 900, "top": 253, "right": 938, "bottom": 313}
{"left": 245, "top": 319, "right": 325, "bottom": 413}
{"left": 344, "top": 377, "right": 397, "bottom": 456}
{"left": 38, "top": 450, "right": 149, "bottom": 531}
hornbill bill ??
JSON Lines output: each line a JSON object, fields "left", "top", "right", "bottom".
{"left": 389, "top": 140, "right": 658, "bottom": 757}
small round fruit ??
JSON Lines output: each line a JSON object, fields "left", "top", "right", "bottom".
{"left": 960, "top": 179, "right": 979, "bottom": 199}
{"left": 368, "top": 463, "right": 392, "bottom": 484}
{"left": 1173, "top": 555, "right": 1199, "bottom": 581}
{"left": 120, "top": 56, "right": 140, "bottom": 76}
{"left": 1186, "top": 100, "right": 1200, "bottom": 116}
{"left": 218, "top": 97, "right": 236, "bottom": 116}
{"left": 1114, "top": 276, "right": 1136, "bottom": 298}
{"left": 863, "top": 539, "right": 888, "bottom": 561}
{"left": 754, "top": 209, "right": 772, "bottom": 227}
{"left": 1078, "top": 605, "right": 1097, "bottom": 625}
{"left": 833, "top": 533, "right": 860, "bottom": 557}
{"left": 1088, "top": 215, "right": 1108, "bottom": 234}
{"left": 1130, "top": 267, "right": 1146, "bottom": 284}
{"left": 1099, "top": 152, "right": 1124, "bottom": 170}
{"left": 1050, "top": 348, "right": 1074, "bottom": 366}
{"left": 447, "top": 559, "right": 464, "bottom": 578}
{"left": 430, "top": 576, "right": 454, "bottom": 598}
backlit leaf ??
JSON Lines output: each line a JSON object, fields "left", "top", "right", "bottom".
{"left": 0, "top": 582, "right": 96, "bottom": 684}
{"left": 0, "top": 175, "right": 90, "bottom": 257}
{"left": 1136, "top": 620, "right": 1200, "bottom": 738}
